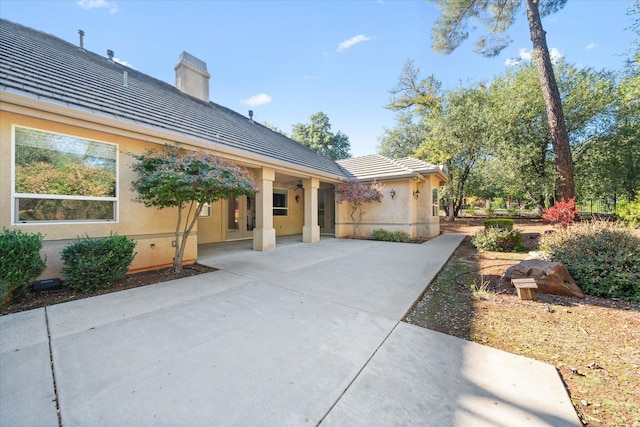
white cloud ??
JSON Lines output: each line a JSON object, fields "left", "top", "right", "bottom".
{"left": 240, "top": 93, "right": 272, "bottom": 107}
{"left": 505, "top": 58, "right": 520, "bottom": 67}
{"left": 586, "top": 42, "right": 599, "bottom": 50}
{"left": 504, "top": 47, "right": 564, "bottom": 67}
{"left": 549, "top": 47, "right": 564, "bottom": 62}
{"left": 337, "top": 34, "right": 373, "bottom": 53}
{"left": 77, "top": 0, "right": 118, "bottom": 14}
{"left": 113, "top": 57, "right": 133, "bottom": 68}
{"left": 518, "top": 48, "right": 532, "bottom": 60}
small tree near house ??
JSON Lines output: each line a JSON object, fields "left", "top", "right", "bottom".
{"left": 132, "top": 145, "right": 256, "bottom": 273}
{"left": 336, "top": 181, "right": 384, "bottom": 238}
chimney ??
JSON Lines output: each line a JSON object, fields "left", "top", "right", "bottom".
{"left": 175, "top": 51, "right": 210, "bottom": 102}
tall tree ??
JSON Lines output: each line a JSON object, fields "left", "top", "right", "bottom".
{"left": 429, "top": 0, "right": 575, "bottom": 200}
{"left": 131, "top": 145, "right": 256, "bottom": 273}
{"left": 291, "top": 112, "right": 352, "bottom": 160}
{"left": 377, "top": 112, "right": 424, "bottom": 158}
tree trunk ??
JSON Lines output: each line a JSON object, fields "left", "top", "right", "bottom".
{"left": 525, "top": 0, "right": 575, "bottom": 200}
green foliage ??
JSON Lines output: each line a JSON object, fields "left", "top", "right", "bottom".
{"left": 484, "top": 204, "right": 495, "bottom": 215}
{"left": 291, "top": 112, "right": 352, "bottom": 160}
{"left": 131, "top": 144, "right": 256, "bottom": 272}
{"left": 465, "top": 206, "right": 476, "bottom": 216}
{"left": 483, "top": 219, "right": 514, "bottom": 230}
{"left": 0, "top": 228, "right": 46, "bottom": 304}
{"left": 493, "top": 197, "right": 506, "bottom": 209}
{"left": 472, "top": 228, "right": 524, "bottom": 252}
{"left": 540, "top": 221, "right": 640, "bottom": 301}
{"left": 62, "top": 233, "right": 137, "bottom": 294}
{"left": 616, "top": 192, "right": 640, "bottom": 228}
{"left": 371, "top": 229, "right": 411, "bottom": 243}
{"left": 377, "top": 112, "right": 424, "bottom": 159}
{"left": 506, "top": 207, "right": 519, "bottom": 216}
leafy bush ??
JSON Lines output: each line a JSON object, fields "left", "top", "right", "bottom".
{"left": 371, "top": 229, "right": 412, "bottom": 243}
{"left": 493, "top": 197, "right": 506, "bottom": 209}
{"left": 542, "top": 198, "right": 578, "bottom": 227}
{"left": 483, "top": 218, "right": 514, "bottom": 231}
{"left": 0, "top": 228, "right": 46, "bottom": 304}
{"left": 615, "top": 192, "right": 640, "bottom": 228}
{"left": 540, "top": 221, "right": 640, "bottom": 301}
{"left": 472, "top": 228, "right": 524, "bottom": 252}
{"left": 506, "top": 207, "right": 519, "bottom": 216}
{"left": 484, "top": 204, "right": 495, "bottom": 215}
{"left": 62, "top": 233, "right": 137, "bottom": 294}
{"left": 465, "top": 206, "right": 476, "bottom": 216}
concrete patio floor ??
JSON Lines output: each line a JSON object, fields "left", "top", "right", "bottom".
{"left": 0, "top": 233, "right": 581, "bottom": 426}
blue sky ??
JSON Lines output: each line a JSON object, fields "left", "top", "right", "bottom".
{"left": 1, "top": 0, "right": 636, "bottom": 157}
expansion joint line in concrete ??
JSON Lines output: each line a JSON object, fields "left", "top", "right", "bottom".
{"left": 316, "top": 321, "right": 400, "bottom": 426}
{"left": 44, "top": 307, "right": 63, "bottom": 427}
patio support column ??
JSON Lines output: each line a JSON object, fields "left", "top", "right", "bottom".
{"left": 302, "top": 177, "right": 320, "bottom": 243}
{"left": 253, "top": 167, "right": 276, "bottom": 251}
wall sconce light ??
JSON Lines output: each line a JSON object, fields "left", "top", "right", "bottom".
{"left": 295, "top": 195, "right": 300, "bottom": 203}
{"left": 390, "top": 189, "right": 396, "bottom": 199}
{"left": 413, "top": 189, "right": 420, "bottom": 199}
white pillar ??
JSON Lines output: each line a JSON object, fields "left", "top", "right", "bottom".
{"left": 253, "top": 168, "right": 276, "bottom": 251}
{"left": 302, "top": 178, "right": 321, "bottom": 243}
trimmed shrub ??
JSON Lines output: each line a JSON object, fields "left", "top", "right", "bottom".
{"left": 371, "top": 229, "right": 412, "bottom": 243}
{"left": 0, "top": 228, "right": 46, "bottom": 304}
{"left": 615, "top": 192, "right": 640, "bottom": 228}
{"left": 540, "top": 221, "right": 640, "bottom": 301}
{"left": 542, "top": 198, "right": 578, "bottom": 227}
{"left": 472, "top": 228, "right": 524, "bottom": 252}
{"left": 483, "top": 218, "right": 514, "bottom": 231}
{"left": 62, "top": 233, "right": 137, "bottom": 294}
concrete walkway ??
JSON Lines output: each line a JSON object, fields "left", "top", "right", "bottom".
{"left": 0, "top": 234, "right": 581, "bottom": 426}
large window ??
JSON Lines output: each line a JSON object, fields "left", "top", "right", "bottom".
{"left": 13, "top": 126, "right": 118, "bottom": 223}
{"left": 273, "top": 188, "right": 288, "bottom": 216}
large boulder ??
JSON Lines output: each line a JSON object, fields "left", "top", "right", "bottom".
{"left": 503, "top": 259, "right": 584, "bottom": 298}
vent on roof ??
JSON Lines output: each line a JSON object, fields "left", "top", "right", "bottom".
{"left": 174, "top": 51, "right": 210, "bottom": 102}
{"left": 107, "top": 49, "right": 114, "bottom": 61}
{"left": 78, "top": 29, "right": 85, "bottom": 49}
{"left": 248, "top": 110, "right": 254, "bottom": 122}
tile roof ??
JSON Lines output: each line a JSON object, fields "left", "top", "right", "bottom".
{"left": 337, "top": 154, "right": 444, "bottom": 181}
{"left": 0, "top": 19, "right": 348, "bottom": 178}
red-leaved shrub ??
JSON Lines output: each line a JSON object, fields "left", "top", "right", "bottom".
{"left": 542, "top": 198, "right": 578, "bottom": 228}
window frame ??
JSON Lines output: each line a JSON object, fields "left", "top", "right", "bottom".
{"left": 11, "top": 125, "right": 119, "bottom": 224}
{"left": 273, "top": 188, "right": 288, "bottom": 217}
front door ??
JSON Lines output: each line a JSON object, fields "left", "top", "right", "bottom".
{"left": 226, "top": 195, "right": 255, "bottom": 240}
{"left": 318, "top": 188, "right": 335, "bottom": 235}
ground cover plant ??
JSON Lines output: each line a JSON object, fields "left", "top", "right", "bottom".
{"left": 371, "top": 229, "right": 412, "bottom": 243}
{"left": 407, "top": 218, "right": 639, "bottom": 426}
{"left": 540, "top": 221, "right": 640, "bottom": 301}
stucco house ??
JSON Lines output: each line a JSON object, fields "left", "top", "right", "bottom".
{"left": 0, "top": 19, "right": 446, "bottom": 280}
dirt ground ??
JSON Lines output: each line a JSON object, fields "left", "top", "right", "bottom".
{"left": 1, "top": 263, "right": 216, "bottom": 315}
{"left": 407, "top": 217, "right": 640, "bottom": 427}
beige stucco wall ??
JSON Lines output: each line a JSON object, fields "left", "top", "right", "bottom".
{"left": 335, "top": 177, "right": 441, "bottom": 240}
{"left": 1, "top": 110, "right": 196, "bottom": 279}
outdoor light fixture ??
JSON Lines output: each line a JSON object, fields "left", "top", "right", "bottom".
{"left": 390, "top": 189, "right": 396, "bottom": 199}
{"left": 413, "top": 189, "right": 420, "bottom": 199}
{"left": 295, "top": 195, "right": 300, "bottom": 203}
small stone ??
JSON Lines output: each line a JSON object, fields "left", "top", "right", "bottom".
{"left": 580, "top": 399, "right": 589, "bottom": 407}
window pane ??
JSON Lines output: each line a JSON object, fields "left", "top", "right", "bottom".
{"left": 273, "top": 208, "right": 288, "bottom": 216}
{"left": 17, "top": 198, "right": 115, "bottom": 221}
{"left": 15, "top": 127, "right": 116, "bottom": 197}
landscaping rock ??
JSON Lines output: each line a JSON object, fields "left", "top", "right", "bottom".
{"left": 503, "top": 259, "right": 584, "bottom": 298}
